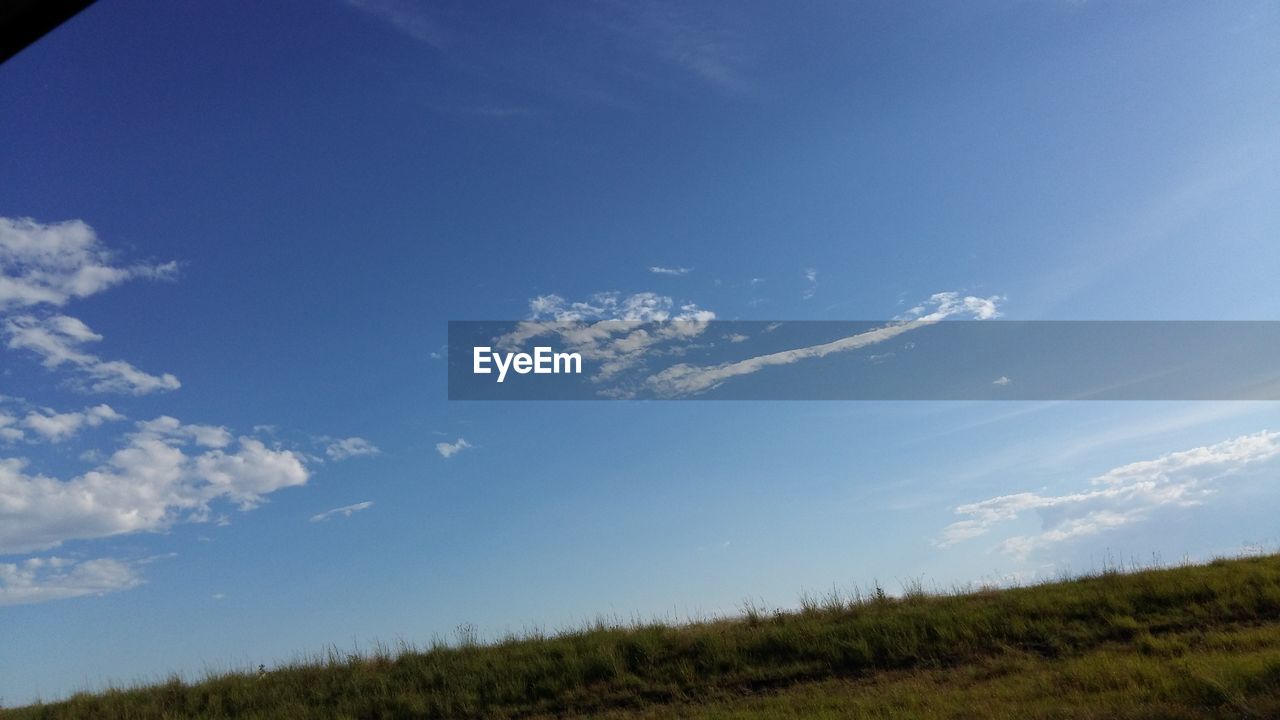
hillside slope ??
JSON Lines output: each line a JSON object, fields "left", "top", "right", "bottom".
{"left": 8, "top": 555, "right": 1280, "bottom": 719}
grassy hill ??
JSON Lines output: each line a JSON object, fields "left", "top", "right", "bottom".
{"left": 8, "top": 554, "right": 1280, "bottom": 719}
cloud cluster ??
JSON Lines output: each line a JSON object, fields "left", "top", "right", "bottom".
{"left": 0, "top": 556, "right": 142, "bottom": 607}
{"left": 498, "top": 291, "right": 716, "bottom": 388}
{"left": 939, "top": 430, "right": 1280, "bottom": 558}
{"left": 0, "top": 217, "right": 380, "bottom": 607}
{"left": 523, "top": 291, "right": 711, "bottom": 324}
{"left": 0, "top": 417, "right": 309, "bottom": 555}
{"left": 489, "top": 289, "right": 1003, "bottom": 398}
{"left": 1, "top": 217, "right": 180, "bottom": 394}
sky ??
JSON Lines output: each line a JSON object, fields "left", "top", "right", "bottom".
{"left": 2, "top": 0, "right": 1280, "bottom": 705}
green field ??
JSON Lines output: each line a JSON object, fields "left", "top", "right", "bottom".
{"left": 8, "top": 554, "right": 1280, "bottom": 719}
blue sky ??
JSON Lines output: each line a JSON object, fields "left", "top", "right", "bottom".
{"left": 2, "top": 0, "right": 1280, "bottom": 704}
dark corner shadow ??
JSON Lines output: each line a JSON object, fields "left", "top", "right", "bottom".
{"left": 0, "top": 0, "right": 97, "bottom": 66}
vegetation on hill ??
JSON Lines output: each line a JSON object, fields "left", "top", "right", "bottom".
{"left": 8, "top": 554, "right": 1280, "bottom": 719}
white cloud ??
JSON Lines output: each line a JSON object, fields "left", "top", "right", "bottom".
{"left": 0, "top": 556, "right": 142, "bottom": 606}
{"left": 724, "top": 333, "right": 749, "bottom": 343}
{"left": 436, "top": 438, "right": 471, "bottom": 458}
{"left": 5, "top": 314, "right": 181, "bottom": 395}
{"left": 645, "top": 291, "right": 1002, "bottom": 397}
{"left": 325, "top": 437, "right": 381, "bottom": 460}
{"left": 0, "top": 216, "right": 176, "bottom": 311}
{"left": 0, "top": 417, "right": 310, "bottom": 554}
{"left": 498, "top": 291, "right": 716, "bottom": 387}
{"left": 938, "top": 430, "right": 1280, "bottom": 558}
{"left": 899, "top": 291, "right": 1002, "bottom": 321}
{"left": 802, "top": 268, "right": 817, "bottom": 299}
{"left": 992, "top": 376, "right": 1011, "bottom": 386}
{"left": 309, "top": 501, "right": 374, "bottom": 522}
{"left": 523, "top": 291, "right": 710, "bottom": 324}
{"left": 136, "top": 416, "right": 232, "bottom": 448}
{"left": 22, "top": 404, "right": 125, "bottom": 442}
{"left": 1, "top": 216, "right": 181, "bottom": 395}
{"left": 0, "top": 412, "right": 23, "bottom": 443}
{"left": 649, "top": 266, "right": 692, "bottom": 276}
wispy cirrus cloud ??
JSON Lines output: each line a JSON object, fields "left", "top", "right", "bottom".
{"left": 644, "top": 292, "right": 1002, "bottom": 398}
{"left": 310, "top": 501, "right": 374, "bottom": 523}
{"left": 343, "top": 0, "right": 450, "bottom": 49}
{"left": 801, "top": 268, "right": 818, "bottom": 300}
{"left": 649, "top": 265, "right": 692, "bottom": 276}
{"left": 938, "top": 430, "right": 1280, "bottom": 558}
{"left": 590, "top": 1, "right": 757, "bottom": 96}
{"left": 344, "top": 0, "right": 758, "bottom": 111}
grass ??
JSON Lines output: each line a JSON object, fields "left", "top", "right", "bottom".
{"left": 591, "top": 623, "right": 1280, "bottom": 719}
{"left": 7, "top": 554, "right": 1280, "bottom": 719}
